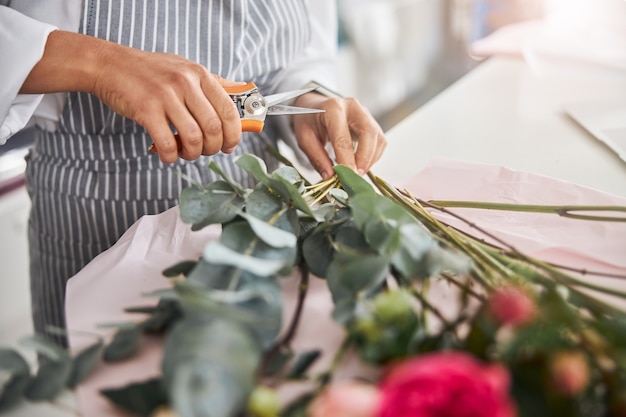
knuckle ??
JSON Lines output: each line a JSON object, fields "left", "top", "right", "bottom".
{"left": 158, "top": 140, "right": 179, "bottom": 155}
{"left": 202, "top": 118, "right": 223, "bottom": 137}
{"left": 333, "top": 136, "right": 354, "bottom": 150}
{"left": 325, "top": 98, "right": 345, "bottom": 113}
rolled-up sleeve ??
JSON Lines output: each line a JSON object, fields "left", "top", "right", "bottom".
{"left": 0, "top": 6, "right": 57, "bottom": 144}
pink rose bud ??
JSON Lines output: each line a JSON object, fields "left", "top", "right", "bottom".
{"left": 487, "top": 286, "right": 536, "bottom": 327}
{"left": 308, "top": 381, "right": 382, "bottom": 417}
{"left": 548, "top": 350, "right": 590, "bottom": 396}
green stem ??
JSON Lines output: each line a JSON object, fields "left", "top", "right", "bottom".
{"left": 428, "top": 201, "right": 626, "bottom": 222}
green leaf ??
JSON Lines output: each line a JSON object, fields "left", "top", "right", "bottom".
{"left": 203, "top": 241, "right": 289, "bottom": 277}
{"left": 67, "top": 341, "right": 103, "bottom": 388}
{"left": 246, "top": 186, "right": 300, "bottom": 235}
{"left": 172, "top": 281, "right": 278, "bottom": 332}
{"left": 24, "top": 358, "right": 72, "bottom": 401}
{"left": 163, "top": 318, "right": 261, "bottom": 417}
{"left": 270, "top": 175, "right": 316, "bottom": 217}
{"left": 328, "top": 188, "right": 349, "bottom": 205}
{"left": 101, "top": 378, "right": 167, "bottom": 417}
{"left": 287, "top": 350, "right": 321, "bottom": 379}
{"left": 162, "top": 260, "right": 198, "bottom": 278}
{"left": 0, "top": 374, "right": 30, "bottom": 411}
{"left": 349, "top": 193, "right": 414, "bottom": 231}
{"left": 271, "top": 165, "right": 303, "bottom": 187}
{"left": 334, "top": 165, "right": 375, "bottom": 197}
{"left": 0, "top": 349, "right": 30, "bottom": 375}
{"left": 302, "top": 229, "right": 334, "bottom": 278}
{"left": 179, "top": 181, "right": 244, "bottom": 230}
{"left": 326, "top": 250, "right": 389, "bottom": 302}
{"left": 19, "top": 335, "right": 68, "bottom": 362}
{"left": 103, "top": 326, "right": 142, "bottom": 362}
{"left": 140, "top": 299, "right": 183, "bottom": 334}
{"left": 235, "top": 154, "right": 270, "bottom": 183}
{"left": 281, "top": 393, "right": 316, "bottom": 417}
{"left": 208, "top": 161, "right": 245, "bottom": 193}
{"left": 221, "top": 221, "right": 297, "bottom": 264}
{"left": 239, "top": 212, "right": 297, "bottom": 248}
{"left": 0, "top": 349, "right": 31, "bottom": 410}
{"left": 262, "top": 348, "right": 294, "bottom": 377}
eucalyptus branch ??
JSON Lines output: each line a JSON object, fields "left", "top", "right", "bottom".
{"left": 277, "top": 265, "right": 310, "bottom": 348}
{"left": 440, "top": 272, "right": 486, "bottom": 302}
{"left": 407, "top": 285, "right": 452, "bottom": 328}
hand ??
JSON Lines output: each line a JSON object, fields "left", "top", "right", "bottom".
{"left": 20, "top": 31, "right": 243, "bottom": 164}
{"left": 92, "top": 47, "right": 243, "bottom": 163}
{"left": 291, "top": 93, "right": 386, "bottom": 180}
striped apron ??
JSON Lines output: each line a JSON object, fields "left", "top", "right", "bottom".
{"left": 25, "top": 0, "right": 310, "bottom": 345}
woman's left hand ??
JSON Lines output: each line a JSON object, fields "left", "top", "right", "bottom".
{"left": 291, "top": 92, "right": 387, "bottom": 180}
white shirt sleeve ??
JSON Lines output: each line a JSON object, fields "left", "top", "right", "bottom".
{"left": 272, "top": 0, "right": 340, "bottom": 167}
{"left": 275, "top": 0, "right": 339, "bottom": 93}
{"left": 0, "top": 6, "right": 57, "bottom": 145}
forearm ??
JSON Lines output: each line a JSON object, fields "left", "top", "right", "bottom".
{"left": 19, "top": 30, "right": 112, "bottom": 95}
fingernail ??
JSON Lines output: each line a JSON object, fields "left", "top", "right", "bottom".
{"left": 222, "top": 147, "right": 236, "bottom": 154}
{"left": 357, "top": 168, "right": 366, "bottom": 176}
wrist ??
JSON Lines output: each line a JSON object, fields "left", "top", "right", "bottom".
{"left": 20, "top": 30, "right": 113, "bottom": 95}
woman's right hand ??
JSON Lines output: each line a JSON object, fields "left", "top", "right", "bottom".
{"left": 20, "top": 30, "right": 244, "bottom": 163}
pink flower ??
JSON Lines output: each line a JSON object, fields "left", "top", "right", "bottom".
{"left": 308, "top": 380, "right": 382, "bottom": 417}
{"left": 378, "top": 351, "right": 517, "bottom": 417}
{"left": 487, "top": 286, "right": 536, "bottom": 327}
{"left": 548, "top": 350, "right": 590, "bottom": 396}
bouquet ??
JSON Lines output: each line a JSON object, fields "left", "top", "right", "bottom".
{"left": 1, "top": 153, "right": 626, "bottom": 417}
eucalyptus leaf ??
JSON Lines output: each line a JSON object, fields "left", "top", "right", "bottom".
{"left": 281, "top": 393, "right": 316, "bottom": 417}
{"left": 301, "top": 230, "right": 334, "bottom": 278}
{"left": 246, "top": 185, "right": 284, "bottom": 221}
{"left": 269, "top": 175, "right": 316, "bottom": 217}
{"left": 103, "top": 326, "right": 142, "bottom": 362}
{"left": 220, "top": 221, "right": 297, "bottom": 266}
{"left": 326, "top": 250, "right": 389, "bottom": 302}
{"left": 239, "top": 212, "right": 297, "bottom": 248}
{"left": 203, "top": 241, "right": 289, "bottom": 276}
{"left": 208, "top": 161, "right": 245, "bottom": 192}
{"left": 19, "top": 334, "right": 68, "bottom": 362}
{"left": 287, "top": 350, "right": 321, "bottom": 379}
{"left": 172, "top": 281, "right": 277, "bottom": 330}
{"left": 101, "top": 378, "right": 167, "bottom": 417}
{"left": 140, "top": 299, "right": 183, "bottom": 334}
{"left": 162, "top": 260, "right": 198, "bottom": 278}
{"left": 0, "top": 349, "right": 30, "bottom": 375}
{"left": 328, "top": 188, "right": 350, "bottom": 205}
{"left": 0, "top": 373, "right": 30, "bottom": 411}
{"left": 271, "top": 165, "right": 302, "bottom": 186}
{"left": 163, "top": 318, "right": 261, "bottom": 417}
{"left": 246, "top": 186, "right": 301, "bottom": 235}
{"left": 24, "top": 358, "right": 72, "bottom": 401}
{"left": 67, "top": 341, "right": 103, "bottom": 388}
{"left": 334, "top": 165, "right": 375, "bottom": 197}
{"left": 235, "top": 154, "right": 270, "bottom": 183}
{"left": 179, "top": 181, "right": 244, "bottom": 230}
{"left": 187, "top": 259, "right": 235, "bottom": 289}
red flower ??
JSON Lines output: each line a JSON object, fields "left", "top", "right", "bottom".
{"left": 487, "top": 286, "right": 536, "bottom": 327}
{"left": 378, "top": 351, "right": 517, "bottom": 417}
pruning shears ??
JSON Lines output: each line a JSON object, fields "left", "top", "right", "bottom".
{"left": 149, "top": 82, "right": 324, "bottom": 153}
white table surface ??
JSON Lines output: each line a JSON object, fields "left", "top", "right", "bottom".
{"left": 375, "top": 56, "right": 626, "bottom": 197}
{"left": 2, "top": 56, "right": 626, "bottom": 416}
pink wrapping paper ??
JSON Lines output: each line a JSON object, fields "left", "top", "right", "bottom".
{"left": 65, "top": 159, "right": 626, "bottom": 417}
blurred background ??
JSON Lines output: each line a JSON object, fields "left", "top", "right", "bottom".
{"left": 335, "top": 0, "right": 545, "bottom": 130}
